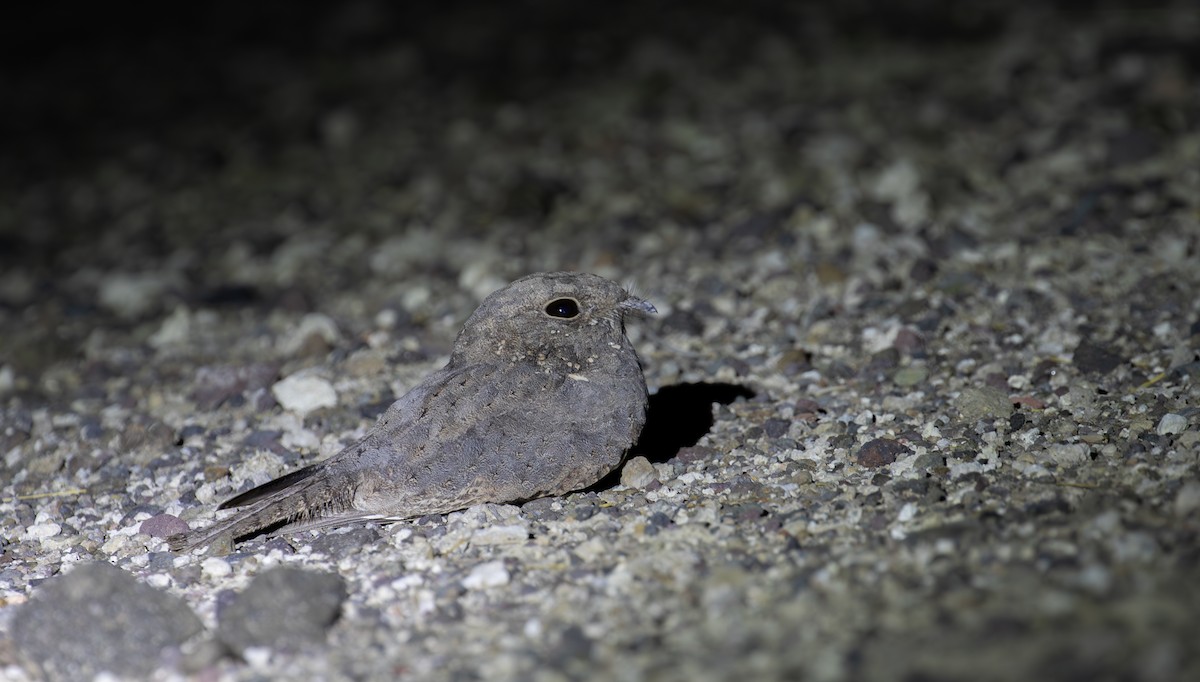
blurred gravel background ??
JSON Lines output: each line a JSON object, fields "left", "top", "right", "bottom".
{"left": 2, "top": 1, "right": 1198, "bottom": 680}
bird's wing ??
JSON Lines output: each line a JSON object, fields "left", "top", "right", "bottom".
{"left": 351, "top": 362, "right": 618, "bottom": 517}
{"left": 347, "top": 362, "right": 567, "bottom": 513}
{"left": 169, "top": 363, "right": 560, "bottom": 551}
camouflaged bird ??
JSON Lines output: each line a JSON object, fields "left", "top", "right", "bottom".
{"left": 170, "top": 272, "right": 655, "bottom": 551}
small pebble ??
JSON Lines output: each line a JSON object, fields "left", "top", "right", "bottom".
{"left": 892, "top": 327, "right": 925, "bottom": 354}
{"left": 201, "top": 557, "right": 233, "bottom": 580}
{"left": 139, "top": 514, "right": 190, "bottom": 538}
{"left": 98, "top": 273, "right": 169, "bottom": 319}
{"left": 762, "top": 418, "right": 791, "bottom": 439}
{"left": 462, "top": 560, "right": 510, "bottom": 589}
{"left": 1044, "top": 443, "right": 1089, "bottom": 467}
{"left": 148, "top": 306, "right": 192, "bottom": 348}
{"left": 674, "top": 446, "right": 717, "bottom": 465}
{"left": 856, "top": 439, "right": 911, "bottom": 468}
{"left": 892, "top": 366, "right": 928, "bottom": 387}
{"left": 344, "top": 348, "right": 388, "bottom": 377}
{"left": 1156, "top": 413, "right": 1187, "bottom": 436}
{"left": 955, "top": 386, "right": 1012, "bottom": 421}
{"left": 621, "top": 456, "right": 659, "bottom": 489}
{"left": 192, "top": 364, "right": 279, "bottom": 410}
{"left": 1073, "top": 341, "right": 1124, "bottom": 375}
{"left": 1173, "top": 481, "right": 1200, "bottom": 517}
{"left": 471, "top": 524, "right": 530, "bottom": 545}
{"left": 278, "top": 313, "right": 341, "bottom": 357}
{"left": 271, "top": 374, "right": 338, "bottom": 415}
{"left": 23, "top": 522, "right": 62, "bottom": 541}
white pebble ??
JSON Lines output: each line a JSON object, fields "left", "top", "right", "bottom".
{"left": 471, "top": 524, "right": 530, "bottom": 546}
{"left": 1156, "top": 413, "right": 1187, "bottom": 436}
{"left": 98, "top": 273, "right": 169, "bottom": 319}
{"left": 281, "top": 426, "right": 321, "bottom": 452}
{"left": 1076, "top": 564, "right": 1112, "bottom": 594}
{"left": 1046, "top": 443, "right": 1089, "bottom": 466}
{"left": 462, "top": 560, "right": 510, "bottom": 589}
{"left": 24, "top": 522, "right": 62, "bottom": 540}
{"left": 374, "top": 308, "right": 398, "bottom": 328}
{"left": 0, "top": 365, "right": 16, "bottom": 394}
{"left": 272, "top": 374, "right": 338, "bottom": 415}
{"left": 620, "top": 456, "right": 659, "bottom": 489}
{"left": 201, "top": 557, "right": 233, "bottom": 579}
{"left": 278, "top": 313, "right": 341, "bottom": 356}
{"left": 148, "top": 306, "right": 191, "bottom": 348}
{"left": 573, "top": 537, "right": 608, "bottom": 563}
{"left": 1174, "top": 481, "right": 1200, "bottom": 517}
{"left": 244, "top": 646, "right": 273, "bottom": 668}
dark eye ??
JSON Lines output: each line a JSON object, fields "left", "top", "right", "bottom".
{"left": 544, "top": 298, "right": 580, "bottom": 318}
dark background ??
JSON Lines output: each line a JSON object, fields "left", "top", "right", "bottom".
{"left": 5, "top": 0, "right": 1191, "bottom": 262}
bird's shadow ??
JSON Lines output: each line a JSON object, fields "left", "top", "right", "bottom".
{"left": 586, "top": 381, "right": 755, "bottom": 492}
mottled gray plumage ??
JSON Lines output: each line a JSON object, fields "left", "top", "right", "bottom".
{"left": 169, "top": 272, "right": 655, "bottom": 552}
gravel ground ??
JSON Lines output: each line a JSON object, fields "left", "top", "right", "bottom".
{"left": 2, "top": 1, "right": 1198, "bottom": 680}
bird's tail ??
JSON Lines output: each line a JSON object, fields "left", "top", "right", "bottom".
{"left": 167, "top": 463, "right": 357, "bottom": 552}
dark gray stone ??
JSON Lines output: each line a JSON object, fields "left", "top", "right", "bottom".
{"left": 762, "top": 418, "right": 792, "bottom": 439}
{"left": 12, "top": 562, "right": 203, "bottom": 681}
{"left": 308, "top": 525, "right": 383, "bottom": 556}
{"left": 856, "top": 438, "right": 912, "bottom": 468}
{"left": 1073, "top": 340, "right": 1124, "bottom": 376}
{"left": 217, "top": 567, "right": 346, "bottom": 654}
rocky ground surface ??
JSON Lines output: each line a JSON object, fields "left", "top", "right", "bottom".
{"left": 1, "top": 1, "right": 1198, "bottom": 680}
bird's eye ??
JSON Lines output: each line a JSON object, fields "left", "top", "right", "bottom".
{"left": 544, "top": 297, "right": 580, "bottom": 319}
